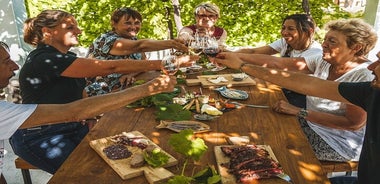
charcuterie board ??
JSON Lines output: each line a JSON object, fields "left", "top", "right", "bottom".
{"left": 214, "top": 145, "right": 281, "bottom": 184}
{"left": 186, "top": 74, "right": 256, "bottom": 88}
{"left": 89, "top": 131, "right": 177, "bottom": 183}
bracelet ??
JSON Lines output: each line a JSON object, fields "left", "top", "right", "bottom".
{"left": 239, "top": 63, "right": 248, "bottom": 71}
{"left": 297, "top": 108, "right": 308, "bottom": 119}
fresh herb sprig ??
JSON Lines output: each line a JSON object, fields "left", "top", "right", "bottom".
{"left": 167, "top": 129, "right": 220, "bottom": 184}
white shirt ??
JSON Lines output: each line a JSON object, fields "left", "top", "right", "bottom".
{"left": 269, "top": 38, "right": 322, "bottom": 57}
{"left": 0, "top": 101, "right": 36, "bottom": 175}
{"left": 305, "top": 57, "right": 374, "bottom": 161}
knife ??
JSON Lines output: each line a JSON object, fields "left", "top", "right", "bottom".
{"left": 230, "top": 101, "right": 270, "bottom": 109}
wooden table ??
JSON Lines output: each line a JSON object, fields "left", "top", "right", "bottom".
{"left": 48, "top": 71, "right": 330, "bottom": 184}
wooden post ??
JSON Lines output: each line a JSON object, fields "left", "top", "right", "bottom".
{"left": 165, "top": 6, "right": 174, "bottom": 39}
{"left": 172, "top": 0, "right": 183, "bottom": 33}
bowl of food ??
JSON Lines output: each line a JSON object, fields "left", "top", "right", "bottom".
{"left": 231, "top": 73, "right": 248, "bottom": 81}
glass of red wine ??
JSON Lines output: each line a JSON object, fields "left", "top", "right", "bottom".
{"left": 203, "top": 36, "right": 220, "bottom": 57}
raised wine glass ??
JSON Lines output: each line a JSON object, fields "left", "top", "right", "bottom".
{"left": 203, "top": 36, "right": 220, "bottom": 57}
{"left": 188, "top": 37, "right": 204, "bottom": 55}
{"left": 161, "top": 54, "right": 179, "bottom": 75}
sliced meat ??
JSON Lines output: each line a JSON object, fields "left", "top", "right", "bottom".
{"left": 130, "top": 153, "right": 145, "bottom": 168}
{"left": 220, "top": 145, "right": 283, "bottom": 183}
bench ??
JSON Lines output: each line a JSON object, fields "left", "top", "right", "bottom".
{"left": 14, "top": 157, "right": 38, "bottom": 184}
{"left": 320, "top": 160, "right": 359, "bottom": 176}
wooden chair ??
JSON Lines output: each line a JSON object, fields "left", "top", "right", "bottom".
{"left": 0, "top": 173, "right": 7, "bottom": 184}
{"left": 320, "top": 160, "right": 359, "bottom": 176}
{"left": 14, "top": 157, "right": 38, "bottom": 184}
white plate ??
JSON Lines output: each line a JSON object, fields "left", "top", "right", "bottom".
{"left": 219, "top": 89, "right": 248, "bottom": 100}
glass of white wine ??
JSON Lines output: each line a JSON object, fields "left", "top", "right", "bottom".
{"left": 161, "top": 54, "right": 179, "bottom": 75}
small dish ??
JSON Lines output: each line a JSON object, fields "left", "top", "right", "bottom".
{"left": 194, "top": 114, "right": 218, "bottom": 121}
{"left": 206, "top": 63, "right": 226, "bottom": 72}
{"left": 179, "top": 67, "right": 188, "bottom": 73}
{"left": 215, "top": 86, "right": 249, "bottom": 100}
{"left": 208, "top": 76, "right": 228, "bottom": 84}
{"left": 220, "top": 90, "right": 248, "bottom": 100}
{"left": 211, "top": 66, "right": 227, "bottom": 72}
{"left": 189, "top": 65, "right": 203, "bottom": 72}
{"left": 231, "top": 73, "right": 248, "bottom": 81}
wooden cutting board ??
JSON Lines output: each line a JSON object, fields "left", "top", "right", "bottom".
{"left": 214, "top": 145, "right": 279, "bottom": 184}
{"left": 186, "top": 74, "right": 256, "bottom": 88}
{"left": 89, "top": 131, "right": 178, "bottom": 183}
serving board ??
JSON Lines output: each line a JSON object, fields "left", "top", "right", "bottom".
{"left": 89, "top": 131, "right": 178, "bottom": 183}
{"left": 186, "top": 74, "right": 256, "bottom": 88}
{"left": 214, "top": 145, "right": 279, "bottom": 184}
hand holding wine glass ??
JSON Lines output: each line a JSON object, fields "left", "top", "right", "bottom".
{"left": 161, "top": 54, "right": 179, "bottom": 75}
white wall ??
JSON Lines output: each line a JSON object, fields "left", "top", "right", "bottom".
{"left": 364, "top": 0, "right": 380, "bottom": 61}
{"left": 0, "top": 0, "right": 32, "bottom": 66}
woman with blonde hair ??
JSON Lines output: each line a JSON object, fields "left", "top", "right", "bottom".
{"left": 215, "top": 18, "right": 377, "bottom": 162}
{"left": 178, "top": 2, "right": 227, "bottom": 46}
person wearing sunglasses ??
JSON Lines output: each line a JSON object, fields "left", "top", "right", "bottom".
{"left": 178, "top": 2, "right": 227, "bottom": 47}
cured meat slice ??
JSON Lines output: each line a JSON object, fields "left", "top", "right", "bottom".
{"left": 220, "top": 145, "right": 283, "bottom": 182}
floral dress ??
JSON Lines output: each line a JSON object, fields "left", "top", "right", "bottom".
{"left": 85, "top": 31, "right": 142, "bottom": 96}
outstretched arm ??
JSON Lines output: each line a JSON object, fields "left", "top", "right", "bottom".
{"left": 110, "top": 39, "right": 188, "bottom": 56}
{"left": 226, "top": 52, "right": 310, "bottom": 73}
{"left": 20, "top": 75, "right": 176, "bottom": 128}
{"left": 213, "top": 53, "right": 349, "bottom": 104}
{"left": 61, "top": 58, "right": 161, "bottom": 78}
{"left": 273, "top": 100, "right": 366, "bottom": 130}
{"left": 233, "top": 45, "right": 278, "bottom": 55}
{"left": 62, "top": 55, "right": 199, "bottom": 78}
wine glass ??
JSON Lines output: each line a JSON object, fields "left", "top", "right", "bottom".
{"left": 203, "top": 36, "right": 220, "bottom": 57}
{"left": 188, "top": 37, "right": 204, "bottom": 55}
{"left": 161, "top": 54, "right": 179, "bottom": 75}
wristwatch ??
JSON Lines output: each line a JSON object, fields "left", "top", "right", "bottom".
{"left": 297, "top": 108, "right": 308, "bottom": 119}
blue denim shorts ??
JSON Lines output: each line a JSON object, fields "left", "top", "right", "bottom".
{"left": 9, "top": 122, "right": 89, "bottom": 174}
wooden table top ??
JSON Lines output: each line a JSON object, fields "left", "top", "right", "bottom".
{"left": 48, "top": 71, "right": 330, "bottom": 184}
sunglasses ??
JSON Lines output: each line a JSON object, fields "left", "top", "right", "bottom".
{"left": 197, "top": 14, "right": 217, "bottom": 19}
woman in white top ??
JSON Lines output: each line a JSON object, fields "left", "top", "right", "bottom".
{"left": 215, "top": 18, "right": 377, "bottom": 161}
{"left": 235, "top": 14, "right": 322, "bottom": 58}
{"left": 236, "top": 14, "right": 322, "bottom": 107}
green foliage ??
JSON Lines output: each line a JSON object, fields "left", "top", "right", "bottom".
{"left": 167, "top": 175, "right": 194, "bottom": 184}
{"left": 143, "top": 147, "right": 170, "bottom": 168}
{"left": 168, "top": 129, "right": 207, "bottom": 161}
{"left": 25, "top": 0, "right": 359, "bottom": 47}
{"left": 167, "top": 129, "right": 217, "bottom": 184}
{"left": 192, "top": 166, "right": 221, "bottom": 184}
{"left": 155, "top": 103, "right": 192, "bottom": 121}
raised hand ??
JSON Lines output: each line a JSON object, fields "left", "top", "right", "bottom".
{"left": 146, "top": 75, "right": 177, "bottom": 95}
{"left": 212, "top": 52, "right": 244, "bottom": 70}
